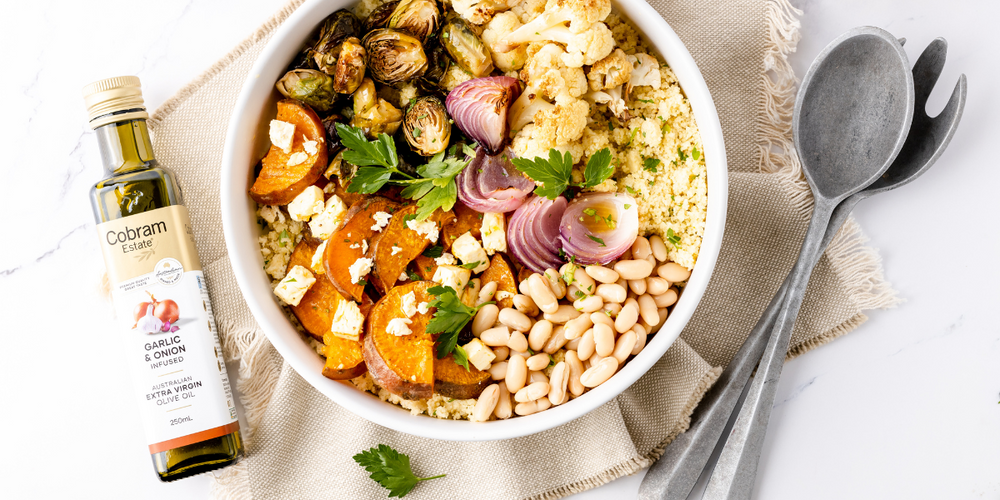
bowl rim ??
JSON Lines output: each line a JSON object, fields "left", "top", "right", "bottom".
{"left": 220, "top": 0, "right": 728, "bottom": 441}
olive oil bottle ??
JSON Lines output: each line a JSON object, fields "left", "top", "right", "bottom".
{"left": 84, "top": 76, "right": 242, "bottom": 481}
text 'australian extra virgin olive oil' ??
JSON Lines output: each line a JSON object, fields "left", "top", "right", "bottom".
{"left": 84, "top": 76, "right": 242, "bottom": 481}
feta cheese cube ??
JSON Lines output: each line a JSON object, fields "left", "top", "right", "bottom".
{"left": 330, "top": 300, "right": 364, "bottom": 341}
{"left": 432, "top": 265, "right": 471, "bottom": 292}
{"left": 400, "top": 291, "right": 418, "bottom": 318}
{"left": 273, "top": 265, "right": 316, "bottom": 306}
{"left": 348, "top": 257, "right": 374, "bottom": 284}
{"left": 387, "top": 317, "right": 413, "bottom": 336}
{"left": 371, "top": 211, "right": 392, "bottom": 232}
{"left": 481, "top": 212, "right": 506, "bottom": 255}
{"left": 361, "top": 239, "right": 368, "bottom": 254}
{"left": 399, "top": 271, "right": 409, "bottom": 281}
{"left": 269, "top": 120, "right": 295, "bottom": 153}
{"left": 417, "top": 301, "right": 430, "bottom": 314}
{"left": 287, "top": 152, "right": 309, "bottom": 166}
{"left": 463, "top": 338, "right": 496, "bottom": 371}
{"left": 309, "top": 195, "right": 348, "bottom": 240}
{"left": 435, "top": 252, "right": 456, "bottom": 266}
{"left": 302, "top": 134, "right": 319, "bottom": 155}
{"left": 287, "top": 186, "right": 325, "bottom": 222}
{"left": 311, "top": 240, "right": 328, "bottom": 275}
{"left": 451, "top": 232, "right": 489, "bottom": 273}
{"left": 391, "top": 245, "right": 403, "bottom": 256}
{"left": 406, "top": 218, "right": 439, "bottom": 243}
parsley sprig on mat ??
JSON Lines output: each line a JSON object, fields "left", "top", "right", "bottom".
{"left": 353, "top": 444, "right": 445, "bottom": 498}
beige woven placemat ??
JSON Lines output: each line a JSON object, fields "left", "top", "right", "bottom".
{"left": 140, "top": 0, "right": 899, "bottom": 498}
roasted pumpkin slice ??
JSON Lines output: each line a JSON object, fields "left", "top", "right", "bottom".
{"left": 434, "top": 354, "right": 491, "bottom": 399}
{"left": 411, "top": 254, "right": 438, "bottom": 281}
{"left": 481, "top": 253, "right": 518, "bottom": 310}
{"left": 249, "top": 99, "right": 328, "bottom": 205}
{"left": 363, "top": 281, "right": 437, "bottom": 400}
{"left": 441, "top": 201, "right": 482, "bottom": 250}
{"left": 368, "top": 204, "right": 431, "bottom": 294}
{"left": 322, "top": 332, "right": 367, "bottom": 380}
{"left": 287, "top": 239, "right": 339, "bottom": 341}
{"left": 324, "top": 197, "right": 400, "bottom": 301}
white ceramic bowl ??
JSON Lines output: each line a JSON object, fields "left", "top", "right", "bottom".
{"left": 221, "top": 0, "right": 727, "bottom": 441}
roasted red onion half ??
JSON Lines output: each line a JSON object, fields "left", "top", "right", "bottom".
{"left": 456, "top": 146, "right": 534, "bottom": 212}
{"left": 445, "top": 76, "right": 521, "bottom": 155}
{"left": 559, "top": 192, "right": 639, "bottom": 265}
{"left": 508, "top": 195, "right": 568, "bottom": 273}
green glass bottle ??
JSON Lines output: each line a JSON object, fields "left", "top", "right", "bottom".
{"left": 84, "top": 76, "right": 243, "bottom": 481}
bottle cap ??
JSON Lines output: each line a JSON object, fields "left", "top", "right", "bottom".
{"left": 82, "top": 75, "right": 150, "bottom": 129}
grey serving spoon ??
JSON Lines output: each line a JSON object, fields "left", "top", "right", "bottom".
{"left": 638, "top": 34, "right": 966, "bottom": 500}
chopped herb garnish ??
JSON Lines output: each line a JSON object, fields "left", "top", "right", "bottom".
{"left": 574, "top": 290, "right": 585, "bottom": 300}
{"left": 643, "top": 157, "right": 661, "bottom": 173}
{"left": 412, "top": 127, "right": 422, "bottom": 138}
{"left": 422, "top": 245, "right": 444, "bottom": 258}
{"left": 677, "top": 146, "right": 688, "bottom": 162}
{"left": 586, "top": 235, "right": 606, "bottom": 247}
{"left": 625, "top": 128, "right": 639, "bottom": 147}
{"left": 692, "top": 147, "right": 701, "bottom": 161}
{"left": 583, "top": 208, "right": 597, "bottom": 217}
{"left": 278, "top": 229, "right": 289, "bottom": 247}
{"left": 665, "top": 228, "right": 682, "bottom": 248}
{"left": 637, "top": 98, "right": 655, "bottom": 104}
{"left": 625, "top": 185, "right": 637, "bottom": 195}
{"left": 353, "top": 444, "right": 445, "bottom": 498}
{"left": 407, "top": 270, "right": 421, "bottom": 281}
{"left": 624, "top": 204, "right": 631, "bottom": 209}
{"left": 459, "top": 261, "right": 481, "bottom": 270}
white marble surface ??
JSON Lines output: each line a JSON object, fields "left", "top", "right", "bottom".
{"left": 1, "top": 0, "right": 997, "bottom": 498}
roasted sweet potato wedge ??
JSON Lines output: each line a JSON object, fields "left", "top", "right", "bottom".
{"left": 481, "top": 253, "right": 518, "bottom": 310}
{"left": 434, "top": 354, "right": 491, "bottom": 399}
{"left": 411, "top": 254, "right": 438, "bottom": 281}
{"left": 287, "top": 239, "right": 342, "bottom": 341}
{"left": 363, "top": 281, "right": 437, "bottom": 400}
{"left": 324, "top": 197, "right": 400, "bottom": 301}
{"left": 322, "top": 332, "right": 367, "bottom": 380}
{"left": 369, "top": 204, "right": 431, "bottom": 294}
{"left": 441, "top": 201, "right": 482, "bottom": 250}
{"left": 250, "top": 99, "right": 328, "bottom": 205}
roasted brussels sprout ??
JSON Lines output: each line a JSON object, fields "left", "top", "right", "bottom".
{"left": 388, "top": 0, "right": 440, "bottom": 43}
{"left": 312, "top": 10, "right": 361, "bottom": 74}
{"left": 275, "top": 69, "right": 337, "bottom": 112}
{"left": 440, "top": 16, "right": 493, "bottom": 78}
{"left": 333, "top": 37, "right": 366, "bottom": 94}
{"left": 363, "top": 0, "right": 399, "bottom": 32}
{"left": 417, "top": 42, "right": 452, "bottom": 92}
{"left": 362, "top": 29, "right": 428, "bottom": 84}
{"left": 403, "top": 96, "right": 451, "bottom": 156}
{"left": 351, "top": 78, "right": 404, "bottom": 137}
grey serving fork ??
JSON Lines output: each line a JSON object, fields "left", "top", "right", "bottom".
{"left": 638, "top": 37, "right": 967, "bottom": 500}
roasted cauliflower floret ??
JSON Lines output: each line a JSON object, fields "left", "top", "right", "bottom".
{"left": 588, "top": 48, "right": 631, "bottom": 91}
{"left": 452, "top": 0, "right": 519, "bottom": 24}
{"left": 511, "top": 123, "right": 585, "bottom": 164}
{"left": 584, "top": 86, "right": 630, "bottom": 123}
{"left": 494, "top": 0, "right": 614, "bottom": 67}
{"left": 482, "top": 12, "right": 528, "bottom": 72}
{"left": 520, "top": 43, "right": 587, "bottom": 99}
{"left": 626, "top": 53, "right": 661, "bottom": 95}
{"left": 533, "top": 95, "right": 589, "bottom": 145}
{"left": 509, "top": 0, "right": 547, "bottom": 23}
{"left": 508, "top": 83, "right": 554, "bottom": 131}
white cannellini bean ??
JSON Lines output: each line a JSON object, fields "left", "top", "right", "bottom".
{"left": 499, "top": 307, "right": 532, "bottom": 332}
{"left": 573, "top": 294, "right": 604, "bottom": 313}
{"left": 593, "top": 323, "right": 615, "bottom": 357}
{"left": 658, "top": 262, "right": 692, "bottom": 282}
{"left": 473, "top": 384, "right": 500, "bottom": 421}
{"left": 542, "top": 325, "right": 569, "bottom": 354}
{"left": 596, "top": 283, "right": 627, "bottom": 303}
{"left": 514, "top": 381, "right": 550, "bottom": 402}
{"left": 565, "top": 351, "right": 585, "bottom": 397}
{"left": 631, "top": 324, "right": 647, "bottom": 355}
{"left": 638, "top": 294, "right": 659, "bottom": 326}
{"left": 649, "top": 234, "right": 669, "bottom": 262}
{"left": 543, "top": 268, "right": 566, "bottom": 299}
{"left": 518, "top": 278, "right": 531, "bottom": 295}
{"left": 529, "top": 370, "right": 548, "bottom": 385}
{"left": 478, "top": 281, "right": 498, "bottom": 305}
{"left": 494, "top": 381, "right": 512, "bottom": 419}
{"left": 514, "top": 396, "right": 551, "bottom": 415}
{"left": 526, "top": 353, "right": 550, "bottom": 371}
{"left": 507, "top": 330, "right": 528, "bottom": 352}
{"left": 548, "top": 362, "right": 569, "bottom": 405}
{"left": 589, "top": 352, "right": 604, "bottom": 365}
{"left": 481, "top": 325, "right": 511, "bottom": 346}
{"left": 488, "top": 361, "right": 508, "bottom": 381}
{"left": 602, "top": 302, "right": 622, "bottom": 317}
{"left": 612, "top": 330, "right": 637, "bottom": 363}
{"left": 565, "top": 336, "right": 582, "bottom": 350}
{"left": 628, "top": 278, "right": 647, "bottom": 296}
{"left": 543, "top": 304, "right": 581, "bottom": 324}
{"left": 527, "top": 274, "right": 559, "bottom": 314}
{"left": 585, "top": 265, "right": 619, "bottom": 284}
{"left": 631, "top": 236, "right": 652, "bottom": 260}
{"left": 566, "top": 284, "right": 583, "bottom": 301}
{"left": 580, "top": 357, "right": 619, "bottom": 387}
{"left": 513, "top": 294, "right": 539, "bottom": 316}
{"left": 573, "top": 268, "right": 597, "bottom": 295}
{"left": 509, "top": 350, "right": 530, "bottom": 360}
{"left": 563, "top": 314, "right": 593, "bottom": 340}
{"left": 615, "top": 298, "right": 640, "bottom": 333}
{"left": 617, "top": 276, "right": 629, "bottom": 290}
{"left": 578, "top": 329, "right": 596, "bottom": 360}
{"left": 527, "top": 319, "right": 553, "bottom": 352}
{"left": 657, "top": 308, "right": 669, "bottom": 329}
{"left": 646, "top": 277, "right": 671, "bottom": 296}
{"left": 654, "top": 288, "right": 679, "bottom": 308}
{"left": 505, "top": 354, "right": 527, "bottom": 392}
{"left": 472, "top": 304, "right": 499, "bottom": 336}
{"left": 590, "top": 311, "right": 615, "bottom": 329}
{"left": 614, "top": 259, "right": 655, "bottom": 281}
{"left": 645, "top": 254, "right": 657, "bottom": 268}
{"left": 492, "top": 346, "right": 509, "bottom": 362}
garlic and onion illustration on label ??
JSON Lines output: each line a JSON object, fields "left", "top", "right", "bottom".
{"left": 133, "top": 291, "right": 181, "bottom": 334}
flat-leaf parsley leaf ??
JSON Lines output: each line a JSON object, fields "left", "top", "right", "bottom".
{"left": 425, "top": 285, "right": 491, "bottom": 369}
{"left": 352, "top": 444, "right": 445, "bottom": 498}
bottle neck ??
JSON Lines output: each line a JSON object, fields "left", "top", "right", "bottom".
{"left": 95, "top": 115, "right": 156, "bottom": 175}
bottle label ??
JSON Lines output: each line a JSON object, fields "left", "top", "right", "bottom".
{"left": 97, "top": 205, "right": 238, "bottom": 454}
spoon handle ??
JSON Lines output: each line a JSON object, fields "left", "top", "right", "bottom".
{"left": 703, "top": 197, "right": 838, "bottom": 500}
